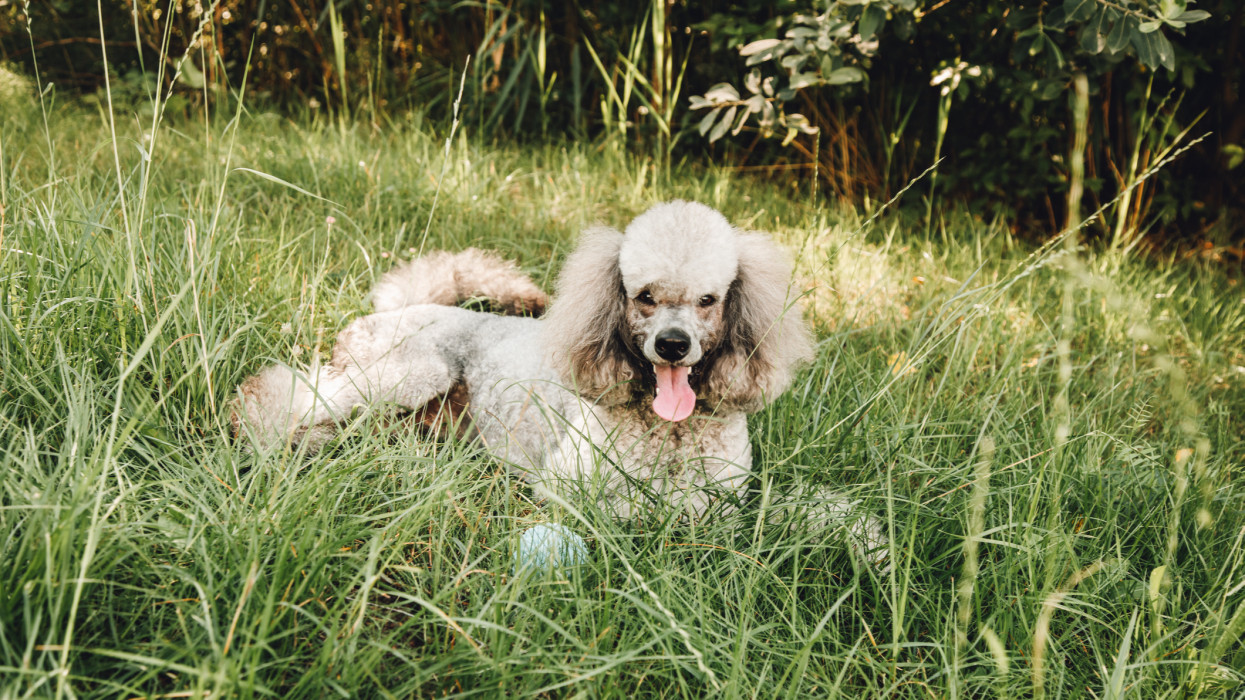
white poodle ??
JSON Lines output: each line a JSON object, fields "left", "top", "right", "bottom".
{"left": 233, "top": 201, "right": 886, "bottom": 559}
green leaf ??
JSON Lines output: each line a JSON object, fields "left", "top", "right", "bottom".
{"left": 740, "top": 38, "right": 783, "bottom": 56}
{"left": 1046, "top": 6, "right": 1070, "bottom": 28}
{"left": 1131, "top": 28, "right": 1158, "bottom": 67}
{"left": 709, "top": 105, "right": 737, "bottom": 142}
{"left": 1106, "top": 17, "right": 1131, "bottom": 52}
{"left": 1223, "top": 144, "right": 1245, "bottom": 170}
{"left": 1154, "top": 31, "right": 1175, "bottom": 70}
{"left": 697, "top": 106, "right": 723, "bottom": 136}
{"left": 704, "top": 82, "right": 741, "bottom": 102}
{"left": 1045, "top": 36, "right": 1066, "bottom": 70}
{"left": 744, "top": 69, "right": 762, "bottom": 95}
{"left": 1080, "top": 11, "right": 1107, "bottom": 53}
{"left": 824, "top": 17, "right": 855, "bottom": 40}
{"left": 1139, "top": 20, "right": 1162, "bottom": 33}
{"left": 859, "top": 4, "right": 887, "bottom": 41}
{"left": 1063, "top": 0, "right": 1096, "bottom": 23}
{"left": 1037, "top": 79, "right": 1064, "bottom": 101}
{"left": 786, "top": 113, "right": 818, "bottom": 134}
{"left": 1028, "top": 34, "right": 1045, "bottom": 56}
{"left": 790, "top": 72, "right": 822, "bottom": 90}
{"left": 731, "top": 105, "right": 751, "bottom": 135}
{"left": 760, "top": 100, "right": 776, "bottom": 129}
{"left": 819, "top": 53, "right": 837, "bottom": 77}
{"left": 1176, "top": 9, "right": 1211, "bottom": 22}
{"left": 781, "top": 54, "right": 809, "bottom": 72}
{"left": 743, "top": 39, "right": 788, "bottom": 66}
{"left": 826, "top": 66, "right": 866, "bottom": 85}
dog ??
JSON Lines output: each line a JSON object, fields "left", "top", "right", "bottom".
{"left": 233, "top": 201, "right": 886, "bottom": 560}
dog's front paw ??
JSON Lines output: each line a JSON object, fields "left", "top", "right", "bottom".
{"left": 770, "top": 485, "right": 891, "bottom": 571}
{"left": 846, "top": 511, "right": 891, "bottom": 572}
{"left": 230, "top": 364, "right": 319, "bottom": 454}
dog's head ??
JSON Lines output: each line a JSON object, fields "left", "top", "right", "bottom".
{"left": 544, "top": 200, "right": 813, "bottom": 419}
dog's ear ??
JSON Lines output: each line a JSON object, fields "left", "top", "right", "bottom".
{"left": 700, "top": 232, "right": 814, "bottom": 412}
{"left": 544, "top": 226, "right": 637, "bottom": 404}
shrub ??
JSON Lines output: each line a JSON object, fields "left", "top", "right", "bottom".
{"left": 688, "top": 1, "right": 1239, "bottom": 241}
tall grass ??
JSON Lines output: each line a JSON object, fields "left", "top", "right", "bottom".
{"left": 2, "top": 44, "right": 1245, "bottom": 699}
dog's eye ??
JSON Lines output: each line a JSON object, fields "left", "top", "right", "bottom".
{"left": 698, "top": 295, "right": 717, "bottom": 307}
{"left": 636, "top": 291, "right": 655, "bottom": 306}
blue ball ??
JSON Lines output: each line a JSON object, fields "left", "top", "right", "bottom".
{"left": 512, "top": 523, "right": 589, "bottom": 574}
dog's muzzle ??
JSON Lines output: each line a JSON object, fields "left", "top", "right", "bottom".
{"left": 654, "top": 328, "right": 691, "bottom": 362}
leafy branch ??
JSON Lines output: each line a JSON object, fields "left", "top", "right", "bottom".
{"left": 689, "top": 0, "right": 1212, "bottom": 148}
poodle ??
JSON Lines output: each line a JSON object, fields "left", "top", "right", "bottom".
{"left": 233, "top": 201, "right": 886, "bottom": 560}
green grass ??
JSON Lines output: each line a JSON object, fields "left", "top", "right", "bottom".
{"left": 2, "top": 89, "right": 1244, "bottom": 699}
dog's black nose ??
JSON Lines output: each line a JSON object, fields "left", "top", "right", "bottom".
{"left": 654, "top": 329, "right": 691, "bottom": 361}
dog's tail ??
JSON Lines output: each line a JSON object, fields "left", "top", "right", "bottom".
{"left": 370, "top": 248, "right": 548, "bottom": 316}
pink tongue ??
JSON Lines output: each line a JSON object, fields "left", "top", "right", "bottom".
{"left": 653, "top": 365, "right": 696, "bottom": 422}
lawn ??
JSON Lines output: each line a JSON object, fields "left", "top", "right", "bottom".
{"left": 1, "top": 93, "right": 1243, "bottom": 698}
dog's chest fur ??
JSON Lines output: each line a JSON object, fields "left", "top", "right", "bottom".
{"left": 532, "top": 401, "right": 752, "bottom": 518}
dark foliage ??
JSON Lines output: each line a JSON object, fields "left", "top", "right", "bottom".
{"left": 1, "top": 0, "right": 1240, "bottom": 242}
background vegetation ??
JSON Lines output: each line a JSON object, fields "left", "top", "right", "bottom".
{"left": 1, "top": 0, "right": 1244, "bottom": 697}
{"left": 2, "top": 0, "right": 1242, "bottom": 243}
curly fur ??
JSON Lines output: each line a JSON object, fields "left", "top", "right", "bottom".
{"left": 232, "top": 201, "right": 885, "bottom": 562}
{"left": 371, "top": 247, "right": 548, "bottom": 316}
{"left": 700, "top": 232, "right": 815, "bottom": 410}
{"left": 541, "top": 226, "right": 637, "bottom": 404}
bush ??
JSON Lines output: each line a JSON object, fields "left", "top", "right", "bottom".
{"left": 1, "top": 0, "right": 1240, "bottom": 242}
{"left": 689, "top": 0, "right": 1241, "bottom": 242}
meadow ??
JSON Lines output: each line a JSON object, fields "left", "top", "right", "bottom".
{"left": 1, "top": 86, "right": 1244, "bottom": 698}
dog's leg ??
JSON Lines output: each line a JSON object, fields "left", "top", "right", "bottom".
{"left": 232, "top": 355, "right": 458, "bottom": 454}
{"left": 230, "top": 362, "right": 351, "bottom": 453}
{"left": 675, "top": 458, "right": 753, "bottom": 522}
{"left": 766, "top": 485, "right": 891, "bottom": 570}
{"left": 233, "top": 312, "right": 461, "bottom": 453}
